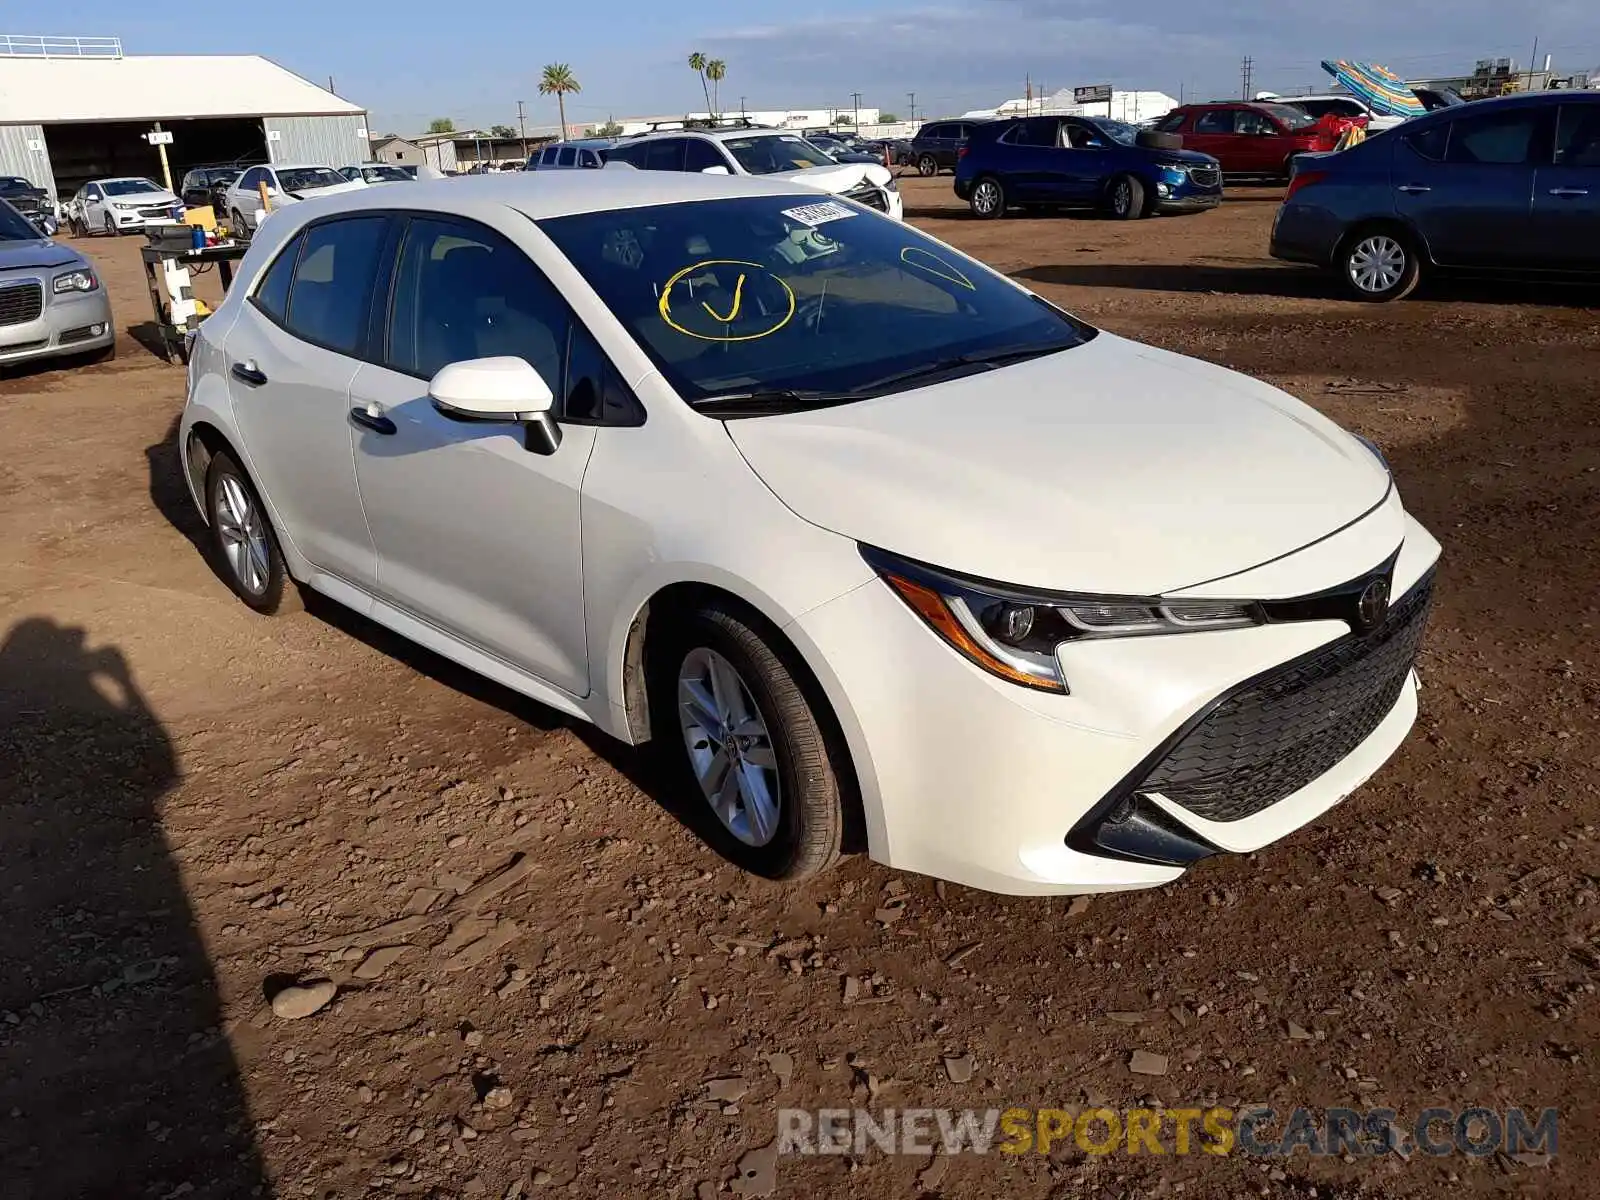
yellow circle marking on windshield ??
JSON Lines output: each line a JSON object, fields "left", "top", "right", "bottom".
{"left": 900, "top": 246, "right": 976, "bottom": 290}
{"left": 659, "top": 259, "right": 796, "bottom": 342}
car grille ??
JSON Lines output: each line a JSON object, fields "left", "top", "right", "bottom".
{"left": 1187, "top": 165, "right": 1221, "bottom": 188}
{"left": 843, "top": 183, "right": 888, "bottom": 212}
{"left": 0, "top": 281, "right": 44, "bottom": 328}
{"left": 1134, "top": 570, "right": 1435, "bottom": 823}
{"left": 138, "top": 205, "right": 173, "bottom": 218}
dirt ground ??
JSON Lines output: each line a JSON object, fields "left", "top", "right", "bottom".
{"left": 2, "top": 178, "right": 1598, "bottom": 1200}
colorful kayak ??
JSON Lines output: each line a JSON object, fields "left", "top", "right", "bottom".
{"left": 1320, "top": 60, "right": 1426, "bottom": 118}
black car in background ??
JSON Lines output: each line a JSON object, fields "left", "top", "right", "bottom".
{"left": 179, "top": 166, "right": 243, "bottom": 213}
{"left": 0, "top": 175, "right": 57, "bottom": 235}
{"left": 909, "top": 120, "right": 985, "bottom": 176}
{"left": 1271, "top": 91, "right": 1600, "bottom": 301}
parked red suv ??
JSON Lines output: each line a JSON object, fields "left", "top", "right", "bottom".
{"left": 1152, "top": 102, "right": 1339, "bottom": 179}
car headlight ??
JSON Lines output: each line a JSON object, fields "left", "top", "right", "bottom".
{"left": 1159, "top": 164, "right": 1189, "bottom": 183}
{"left": 53, "top": 269, "right": 98, "bottom": 294}
{"left": 862, "top": 546, "right": 1264, "bottom": 693}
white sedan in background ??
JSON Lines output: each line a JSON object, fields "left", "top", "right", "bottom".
{"left": 68, "top": 177, "right": 182, "bottom": 236}
{"left": 339, "top": 163, "right": 414, "bottom": 185}
{"left": 178, "top": 171, "right": 1439, "bottom": 895}
{"left": 224, "top": 164, "right": 366, "bottom": 237}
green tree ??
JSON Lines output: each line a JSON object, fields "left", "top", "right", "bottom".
{"left": 593, "top": 120, "right": 623, "bottom": 137}
{"left": 427, "top": 117, "right": 455, "bottom": 134}
{"left": 879, "top": 112, "right": 899, "bottom": 123}
{"left": 489, "top": 123, "right": 516, "bottom": 139}
{"left": 833, "top": 114, "right": 853, "bottom": 126}
{"left": 688, "top": 51, "right": 712, "bottom": 115}
{"left": 706, "top": 59, "right": 726, "bottom": 115}
{"left": 539, "top": 63, "right": 582, "bottom": 136}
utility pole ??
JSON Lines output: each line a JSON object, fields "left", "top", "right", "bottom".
{"left": 850, "top": 90, "right": 861, "bottom": 129}
{"left": 1525, "top": 37, "right": 1539, "bottom": 91}
{"left": 517, "top": 100, "right": 528, "bottom": 157}
{"left": 907, "top": 91, "right": 916, "bottom": 123}
{"left": 328, "top": 75, "right": 336, "bottom": 95}
{"left": 1241, "top": 56, "right": 1254, "bottom": 100}
{"left": 739, "top": 95, "right": 747, "bottom": 116}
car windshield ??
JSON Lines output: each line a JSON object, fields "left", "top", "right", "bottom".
{"left": 103, "top": 178, "right": 162, "bottom": 196}
{"left": 538, "top": 195, "right": 1095, "bottom": 406}
{"left": 214, "top": 170, "right": 241, "bottom": 184}
{"left": 278, "top": 167, "right": 346, "bottom": 191}
{"left": 1260, "top": 104, "right": 1317, "bottom": 130}
{"left": 722, "top": 135, "right": 838, "bottom": 174}
{"left": 0, "top": 200, "right": 42, "bottom": 241}
{"left": 1085, "top": 119, "right": 1139, "bottom": 146}
{"left": 361, "top": 165, "right": 410, "bottom": 182}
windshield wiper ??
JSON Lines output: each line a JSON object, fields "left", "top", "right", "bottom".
{"left": 849, "top": 341, "right": 1079, "bottom": 395}
{"left": 693, "top": 389, "right": 861, "bottom": 417}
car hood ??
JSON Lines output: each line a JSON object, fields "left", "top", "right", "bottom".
{"left": 0, "top": 239, "right": 80, "bottom": 270}
{"left": 770, "top": 162, "right": 893, "bottom": 193}
{"left": 725, "top": 332, "right": 1391, "bottom": 595}
{"left": 1163, "top": 147, "right": 1221, "bottom": 166}
{"left": 107, "top": 190, "right": 179, "bottom": 206}
{"left": 282, "top": 180, "right": 369, "bottom": 199}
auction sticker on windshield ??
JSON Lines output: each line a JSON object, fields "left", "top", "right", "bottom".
{"left": 781, "top": 201, "right": 859, "bottom": 227}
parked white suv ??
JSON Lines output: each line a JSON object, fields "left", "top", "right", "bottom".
{"left": 607, "top": 125, "right": 902, "bottom": 220}
{"left": 178, "top": 171, "right": 1438, "bottom": 895}
{"left": 225, "top": 164, "right": 366, "bottom": 237}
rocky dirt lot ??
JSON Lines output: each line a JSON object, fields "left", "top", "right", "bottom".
{"left": 2, "top": 178, "right": 1597, "bottom": 1200}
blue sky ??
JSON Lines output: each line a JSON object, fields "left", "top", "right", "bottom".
{"left": 72, "top": 5, "right": 1600, "bottom": 135}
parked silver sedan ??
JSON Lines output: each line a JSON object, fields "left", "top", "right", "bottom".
{"left": 0, "top": 198, "right": 114, "bottom": 368}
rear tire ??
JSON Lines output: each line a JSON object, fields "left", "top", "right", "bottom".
{"left": 918, "top": 154, "right": 939, "bottom": 177}
{"left": 204, "top": 451, "right": 299, "bottom": 614}
{"left": 969, "top": 176, "right": 1006, "bottom": 219}
{"left": 648, "top": 601, "right": 846, "bottom": 882}
{"left": 1108, "top": 175, "right": 1145, "bottom": 220}
{"left": 1337, "top": 227, "right": 1420, "bottom": 302}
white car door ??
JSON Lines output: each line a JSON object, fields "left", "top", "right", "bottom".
{"left": 347, "top": 212, "right": 597, "bottom": 695}
{"left": 81, "top": 184, "right": 106, "bottom": 229}
{"left": 223, "top": 214, "right": 387, "bottom": 594}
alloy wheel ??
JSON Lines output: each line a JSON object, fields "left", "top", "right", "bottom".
{"left": 677, "top": 647, "right": 781, "bottom": 847}
{"left": 972, "top": 180, "right": 1001, "bottom": 216}
{"left": 1347, "top": 235, "right": 1407, "bottom": 295}
{"left": 919, "top": 155, "right": 937, "bottom": 177}
{"left": 1113, "top": 180, "right": 1132, "bottom": 216}
{"left": 103, "top": 215, "right": 115, "bottom": 236}
{"left": 213, "top": 474, "right": 271, "bottom": 597}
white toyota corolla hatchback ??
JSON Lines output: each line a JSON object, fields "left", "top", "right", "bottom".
{"left": 179, "top": 171, "right": 1440, "bottom": 895}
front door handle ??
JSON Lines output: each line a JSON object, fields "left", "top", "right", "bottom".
{"left": 230, "top": 361, "right": 267, "bottom": 387}
{"left": 1548, "top": 187, "right": 1590, "bottom": 197}
{"left": 349, "top": 405, "right": 397, "bottom": 436}
{"left": 1397, "top": 184, "right": 1431, "bottom": 194}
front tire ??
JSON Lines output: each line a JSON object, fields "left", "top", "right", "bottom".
{"left": 204, "top": 450, "right": 297, "bottom": 614}
{"left": 650, "top": 601, "right": 846, "bottom": 881}
{"left": 1338, "top": 228, "right": 1420, "bottom": 302}
{"left": 103, "top": 215, "right": 118, "bottom": 237}
{"left": 969, "top": 176, "right": 1006, "bottom": 219}
{"left": 917, "top": 154, "right": 939, "bottom": 177}
{"left": 1108, "top": 175, "right": 1145, "bottom": 220}
{"left": 231, "top": 209, "right": 250, "bottom": 240}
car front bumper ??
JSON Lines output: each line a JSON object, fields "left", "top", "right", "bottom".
{"left": 1154, "top": 192, "right": 1222, "bottom": 214}
{"left": 0, "top": 276, "right": 115, "bottom": 365}
{"left": 790, "top": 509, "right": 1441, "bottom": 895}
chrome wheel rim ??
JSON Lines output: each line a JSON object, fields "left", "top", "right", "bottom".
{"left": 919, "top": 156, "right": 936, "bottom": 176}
{"left": 677, "top": 647, "right": 780, "bottom": 847}
{"left": 973, "top": 180, "right": 1000, "bottom": 215}
{"left": 1348, "top": 236, "right": 1406, "bottom": 293}
{"left": 214, "top": 474, "right": 271, "bottom": 596}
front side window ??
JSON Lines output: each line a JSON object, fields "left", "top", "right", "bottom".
{"left": 683, "top": 140, "right": 729, "bottom": 171}
{"left": 283, "top": 217, "right": 389, "bottom": 355}
{"left": 1445, "top": 110, "right": 1548, "bottom": 165}
{"left": 386, "top": 217, "right": 568, "bottom": 386}
{"left": 239, "top": 168, "right": 262, "bottom": 190}
{"left": 277, "top": 167, "right": 349, "bottom": 192}
{"left": 723, "top": 134, "right": 836, "bottom": 174}
{"left": 1403, "top": 123, "right": 1449, "bottom": 162}
{"left": 539, "top": 195, "right": 1094, "bottom": 407}
{"left": 1194, "top": 110, "right": 1234, "bottom": 134}
{"left": 1554, "top": 105, "right": 1600, "bottom": 167}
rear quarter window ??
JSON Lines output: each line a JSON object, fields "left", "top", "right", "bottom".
{"left": 1403, "top": 123, "right": 1449, "bottom": 161}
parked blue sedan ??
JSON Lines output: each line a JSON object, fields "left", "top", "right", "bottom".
{"left": 954, "top": 115, "right": 1223, "bottom": 219}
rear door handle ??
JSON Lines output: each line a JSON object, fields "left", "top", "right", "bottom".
{"left": 230, "top": 361, "right": 267, "bottom": 387}
{"left": 349, "top": 405, "right": 397, "bottom": 436}
{"left": 1548, "top": 187, "right": 1590, "bottom": 197}
{"left": 1397, "top": 184, "right": 1431, "bottom": 194}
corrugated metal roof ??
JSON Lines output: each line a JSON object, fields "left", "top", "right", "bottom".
{"left": 0, "top": 54, "right": 362, "bottom": 124}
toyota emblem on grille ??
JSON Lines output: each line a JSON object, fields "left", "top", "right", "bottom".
{"left": 1355, "top": 578, "right": 1390, "bottom": 633}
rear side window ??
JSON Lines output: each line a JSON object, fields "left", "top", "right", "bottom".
{"left": 920, "top": 123, "right": 946, "bottom": 140}
{"left": 1194, "top": 110, "right": 1235, "bottom": 134}
{"left": 1555, "top": 105, "right": 1600, "bottom": 167}
{"left": 557, "top": 147, "right": 576, "bottom": 167}
{"left": 643, "top": 139, "right": 686, "bottom": 171}
{"left": 251, "top": 234, "right": 302, "bottom": 324}
{"left": 1445, "top": 110, "right": 1548, "bottom": 165}
{"left": 284, "top": 217, "right": 389, "bottom": 355}
{"left": 1404, "top": 123, "right": 1449, "bottom": 162}
{"left": 386, "top": 216, "right": 568, "bottom": 385}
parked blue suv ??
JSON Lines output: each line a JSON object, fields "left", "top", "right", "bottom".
{"left": 954, "top": 115, "right": 1223, "bottom": 220}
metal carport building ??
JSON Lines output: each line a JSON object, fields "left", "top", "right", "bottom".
{"left": 0, "top": 36, "right": 368, "bottom": 202}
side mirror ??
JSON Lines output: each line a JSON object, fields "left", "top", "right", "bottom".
{"left": 429, "top": 356, "right": 562, "bottom": 454}
{"left": 701, "top": 165, "right": 731, "bottom": 175}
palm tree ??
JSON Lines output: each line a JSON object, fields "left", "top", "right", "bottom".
{"left": 539, "top": 63, "right": 581, "bottom": 137}
{"left": 688, "top": 51, "right": 712, "bottom": 116}
{"left": 706, "top": 59, "right": 726, "bottom": 116}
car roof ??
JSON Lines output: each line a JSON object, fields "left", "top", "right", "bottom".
{"left": 266, "top": 163, "right": 341, "bottom": 171}
{"left": 625, "top": 127, "right": 798, "bottom": 145}
{"left": 261, "top": 169, "right": 826, "bottom": 222}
